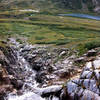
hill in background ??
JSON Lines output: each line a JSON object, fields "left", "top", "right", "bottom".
{"left": 0, "top": 0, "right": 100, "bottom": 13}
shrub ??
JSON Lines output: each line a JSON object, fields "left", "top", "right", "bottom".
{"left": 84, "top": 41, "right": 100, "bottom": 50}
{"left": 35, "top": 36, "right": 45, "bottom": 40}
{"left": 77, "top": 43, "right": 87, "bottom": 56}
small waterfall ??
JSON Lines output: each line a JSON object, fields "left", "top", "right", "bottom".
{"left": 6, "top": 38, "right": 41, "bottom": 100}
{"left": 6, "top": 38, "right": 60, "bottom": 100}
{"left": 9, "top": 38, "right": 38, "bottom": 91}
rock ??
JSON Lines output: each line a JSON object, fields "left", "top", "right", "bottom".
{"left": 0, "top": 70, "right": 3, "bottom": 79}
{"left": 2, "top": 75, "right": 11, "bottom": 84}
{"left": 0, "top": 85, "right": 13, "bottom": 100}
{"left": 0, "top": 50, "right": 5, "bottom": 61}
{"left": 8, "top": 92, "right": 45, "bottom": 100}
{"left": 11, "top": 79, "right": 23, "bottom": 90}
{"left": 32, "top": 61, "right": 43, "bottom": 71}
{"left": 64, "top": 59, "right": 100, "bottom": 100}
{"left": 54, "top": 69, "right": 70, "bottom": 78}
{"left": 86, "top": 49, "right": 97, "bottom": 57}
{"left": 35, "top": 72, "right": 47, "bottom": 83}
{"left": 94, "top": 7, "right": 100, "bottom": 13}
{"left": 60, "top": 87, "right": 72, "bottom": 100}
{"left": 74, "top": 57, "right": 86, "bottom": 63}
{"left": 21, "top": 44, "right": 33, "bottom": 52}
{"left": 59, "top": 51, "right": 66, "bottom": 57}
{"left": 37, "top": 85, "right": 62, "bottom": 98}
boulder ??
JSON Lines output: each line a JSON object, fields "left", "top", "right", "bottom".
{"left": 74, "top": 57, "right": 86, "bottom": 63}
{"left": 35, "top": 72, "right": 47, "bottom": 83}
{"left": 86, "top": 49, "right": 97, "bottom": 57}
{"left": 10, "top": 79, "right": 23, "bottom": 90}
{"left": 64, "top": 59, "right": 100, "bottom": 100}
{"left": 0, "top": 85, "right": 13, "bottom": 100}
{"left": 32, "top": 61, "right": 43, "bottom": 71}
{"left": 54, "top": 69, "right": 70, "bottom": 78}
{"left": 36, "top": 85, "right": 62, "bottom": 98}
{"left": 8, "top": 92, "right": 45, "bottom": 100}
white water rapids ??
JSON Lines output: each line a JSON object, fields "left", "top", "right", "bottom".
{"left": 6, "top": 38, "right": 60, "bottom": 100}
{"left": 7, "top": 92, "right": 45, "bottom": 100}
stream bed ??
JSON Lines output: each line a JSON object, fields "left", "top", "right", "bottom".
{"left": 4, "top": 38, "right": 65, "bottom": 100}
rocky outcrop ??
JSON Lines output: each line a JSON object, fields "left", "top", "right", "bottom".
{"left": 64, "top": 58, "right": 100, "bottom": 100}
{"left": 0, "top": 41, "right": 24, "bottom": 99}
{"left": 0, "top": 47, "right": 13, "bottom": 99}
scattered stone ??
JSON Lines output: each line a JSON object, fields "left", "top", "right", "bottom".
{"left": 37, "top": 85, "right": 62, "bottom": 97}
{"left": 86, "top": 49, "right": 97, "bottom": 57}
{"left": 74, "top": 57, "right": 86, "bottom": 63}
{"left": 11, "top": 79, "right": 23, "bottom": 90}
{"left": 54, "top": 69, "right": 70, "bottom": 78}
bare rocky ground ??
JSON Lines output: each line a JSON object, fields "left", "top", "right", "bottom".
{"left": 0, "top": 38, "right": 100, "bottom": 100}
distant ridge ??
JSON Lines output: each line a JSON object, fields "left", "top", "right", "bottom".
{"left": 0, "top": 0, "right": 100, "bottom": 13}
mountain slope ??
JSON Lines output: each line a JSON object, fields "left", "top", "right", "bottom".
{"left": 1, "top": 0, "right": 100, "bottom": 13}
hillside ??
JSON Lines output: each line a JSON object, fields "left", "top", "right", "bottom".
{"left": 1, "top": 0, "right": 100, "bottom": 13}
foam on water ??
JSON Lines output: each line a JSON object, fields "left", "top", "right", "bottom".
{"left": 8, "top": 92, "right": 45, "bottom": 100}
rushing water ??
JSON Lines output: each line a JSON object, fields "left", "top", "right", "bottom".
{"left": 6, "top": 38, "right": 60, "bottom": 100}
{"left": 7, "top": 92, "right": 45, "bottom": 100}
{"left": 6, "top": 38, "right": 42, "bottom": 100}
{"left": 59, "top": 13, "right": 100, "bottom": 20}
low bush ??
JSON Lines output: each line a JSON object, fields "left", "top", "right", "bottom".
{"left": 84, "top": 40, "right": 100, "bottom": 50}
{"left": 35, "top": 36, "right": 45, "bottom": 40}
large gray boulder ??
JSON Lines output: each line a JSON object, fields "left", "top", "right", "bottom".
{"left": 66, "top": 60, "right": 100, "bottom": 100}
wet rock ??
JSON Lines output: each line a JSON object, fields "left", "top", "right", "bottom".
{"left": 11, "top": 79, "right": 23, "bottom": 90}
{"left": 74, "top": 57, "right": 86, "bottom": 63}
{"left": 2, "top": 75, "right": 11, "bottom": 84}
{"left": 38, "top": 85, "right": 62, "bottom": 98}
{"left": 86, "top": 49, "right": 97, "bottom": 57}
{"left": 54, "top": 69, "right": 70, "bottom": 78}
{"left": 35, "top": 71, "right": 48, "bottom": 84}
{"left": 32, "top": 61, "right": 43, "bottom": 71}
{"left": 0, "top": 85, "right": 13, "bottom": 100}
{"left": 59, "top": 51, "right": 66, "bottom": 57}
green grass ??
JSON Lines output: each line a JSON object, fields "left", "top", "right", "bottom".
{"left": 0, "top": 10, "right": 100, "bottom": 54}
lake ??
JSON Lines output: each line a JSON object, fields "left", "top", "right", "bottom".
{"left": 59, "top": 13, "right": 100, "bottom": 20}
